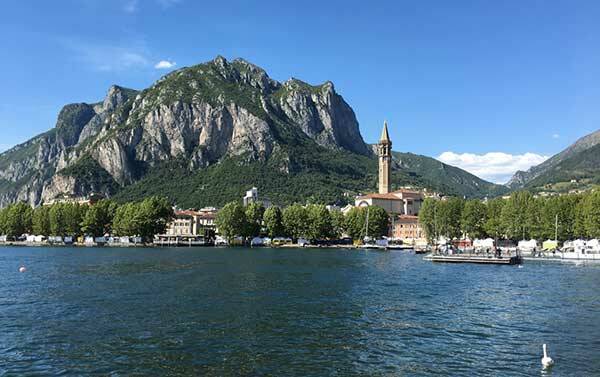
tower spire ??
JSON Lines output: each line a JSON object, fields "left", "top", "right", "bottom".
{"left": 380, "top": 120, "right": 391, "bottom": 143}
{"left": 378, "top": 121, "right": 392, "bottom": 194}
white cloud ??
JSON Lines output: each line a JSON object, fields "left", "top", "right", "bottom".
{"left": 154, "top": 60, "right": 176, "bottom": 69}
{"left": 437, "top": 151, "right": 549, "bottom": 184}
{"left": 552, "top": 133, "right": 560, "bottom": 139}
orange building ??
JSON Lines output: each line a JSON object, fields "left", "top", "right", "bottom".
{"left": 391, "top": 215, "right": 423, "bottom": 240}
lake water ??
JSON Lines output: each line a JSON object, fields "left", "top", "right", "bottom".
{"left": 1, "top": 247, "right": 599, "bottom": 376}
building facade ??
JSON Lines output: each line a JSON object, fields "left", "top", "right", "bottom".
{"left": 165, "top": 208, "right": 217, "bottom": 236}
{"left": 392, "top": 215, "right": 423, "bottom": 241}
{"left": 355, "top": 189, "right": 423, "bottom": 216}
{"left": 243, "top": 187, "right": 272, "bottom": 207}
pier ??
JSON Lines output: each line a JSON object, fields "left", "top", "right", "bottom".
{"left": 424, "top": 254, "right": 523, "bottom": 265}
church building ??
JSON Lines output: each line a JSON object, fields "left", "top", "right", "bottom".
{"left": 354, "top": 121, "right": 425, "bottom": 241}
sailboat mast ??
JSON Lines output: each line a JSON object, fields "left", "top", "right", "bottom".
{"left": 365, "top": 206, "right": 370, "bottom": 239}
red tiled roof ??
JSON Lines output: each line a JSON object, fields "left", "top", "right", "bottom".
{"left": 392, "top": 189, "right": 424, "bottom": 198}
{"left": 197, "top": 213, "right": 216, "bottom": 219}
{"left": 357, "top": 193, "right": 404, "bottom": 200}
{"left": 175, "top": 210, "right": 199, "bottom": 217}
{"left": 175, "top": 210, "right": 217, "bottom": 219}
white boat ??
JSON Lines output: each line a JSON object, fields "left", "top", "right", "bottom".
{"left": 214, "top": 235, "right": 229, "bottom": 246}
{"left": 560, "top": 239, "right": 600, "bottom": 261}
{"left": 361, "top": 237, "right": 388, "bottom": 250}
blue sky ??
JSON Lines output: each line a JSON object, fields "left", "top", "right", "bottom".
{"left": 1, "top": 0, "right": 599, "bottom": 183}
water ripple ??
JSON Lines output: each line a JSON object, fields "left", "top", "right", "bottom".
{"left": 1, "top": 247, "right": 599, "bottom": 376}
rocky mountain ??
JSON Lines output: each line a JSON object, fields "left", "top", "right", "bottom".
{"left": 0, "top": 56, "right": 506, "bottom": 208}
{"left": 508, "top": 129, "right": 600, "bottom": 190}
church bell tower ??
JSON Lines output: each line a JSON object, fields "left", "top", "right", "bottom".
{"left": 378, "top": 121, "right": 392, "bottom": 194}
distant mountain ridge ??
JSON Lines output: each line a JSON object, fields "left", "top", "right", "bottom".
{"left": 508, "top": 129, "right": 600, "bottom": 190}
{"left": 0, "top": 56, "right": 506, "bottom": 207}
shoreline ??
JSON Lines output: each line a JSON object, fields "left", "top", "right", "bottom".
{"left": 0, "top": 242, "right": 412, "bottom": 251}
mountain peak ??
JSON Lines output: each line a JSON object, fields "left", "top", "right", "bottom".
{"left": 508, "top": 128, "right": 600, "bottom": 190}
{"left": 212, "top": 54, "right": 228, "bottom": 66}
{"left": 103, "top": 85, "right": 137, "bottom": 112}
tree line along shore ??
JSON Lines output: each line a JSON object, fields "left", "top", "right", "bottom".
{"left": 2, "top": 188, "right": 598, "bottom": 246}
{"left": 0, "top": 197, "right": 173, "bottom": 242}
{"left": 419, "top": 189, "right": 600, "bottom": 243}
{"left": 0, "top": 198, "right": 389, "bottom": 245}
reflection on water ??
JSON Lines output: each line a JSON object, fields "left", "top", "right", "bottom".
{"left": 1, "top": 247, "right": 599, "bottom": 376}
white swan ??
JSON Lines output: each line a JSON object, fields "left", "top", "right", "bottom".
{"left": 541, "top": 344, "right": 554, "bottom": 368}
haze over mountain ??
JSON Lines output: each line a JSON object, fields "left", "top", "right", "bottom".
{"left": 508, "top": 129, "right": 600, "bottom": 191}
{"left": 0, "top": 56, "right": 507, "bottom": 208}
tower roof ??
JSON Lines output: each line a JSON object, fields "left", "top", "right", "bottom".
{"left": 380, "top": 121, "right": 391, "bottom": 143}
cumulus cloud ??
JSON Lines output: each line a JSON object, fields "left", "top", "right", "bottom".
{"left": 437, "top": 151, "right": 549, "bottom": 184}
{"left": 154, "top": 60, "right": 176, "bottom": 69}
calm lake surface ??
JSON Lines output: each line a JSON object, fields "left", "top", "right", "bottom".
{"left": 1, "top": 247, "right": 599, "bottom": 376}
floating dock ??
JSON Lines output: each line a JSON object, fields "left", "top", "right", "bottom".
{"left": 424, "top": 254, "right": 522, "bottom": 265}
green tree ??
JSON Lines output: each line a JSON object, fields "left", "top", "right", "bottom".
{"left": 65, "top": 204, "right": 85, "bottom": 236}
{"left": 81, "top": 200, "right": 118, "bottom": 237}
{"left": 344, "top": 206, "right": 389, "bottom": 241}
{"left": 345, "top": 207, "right": 365, "bottom": 241}
{"left": 32, "top": 206, "right": 51, "bottom": 236}
{"left": 525, "top": 197, "right": 544, "bottom": 240}
{"left": 418, "top": 198, "right": 438, "bottom": 243}
{"left": 437, "top": 198, "right": 464, "bottom": 239}
{"left": 583, "top": 190, "right": 600, "bottom": 238}
{"left": 263, "top": 206, "right": 284, "bottom": 238}
{"left": 215, "top": 201, "right": 248, "bottom": 241}
{"left": 330, "top": 210, "right": 346, "bottom": 239}
{"left": 461, "top": 200, "right": 487, "bottom": 239}
{"left": 501, "top": 191, "right": 535, "bottom": 240}
{"left": 0, "top": 207, "right": 7, "bottom": 235}
{"left": 245, "top": 202, "right": 265, "bottom": 238}
{"left": 282, "top": 204, "right": 310, "bottom": 240}
{"left": 49, "top": 204, "right": 68, "bottom": 236}
{"left": 134, "top": 197, "right": 173, "bottom": 240}
{"left": 484, "top": 198, "right": 505, "bottom": 239}
{"left": 306, "top": 204, "right": 333, "bottom": 240}
{"left": 573, "top": 195, "right": 587, "bottom": 238}
{"left": 112, "top": 202, "right": 139, "bottom": 236}
{"left": 560, "top": 194, "right": 580, "bottom": 241}
{"left": 3, "top": 202, "right": 33, "bottom": 237}
{"left": 539, "top": 195, "right": 578, "bottom": 241}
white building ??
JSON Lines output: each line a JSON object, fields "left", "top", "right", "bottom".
{"left": 243, "top": 187, "right": 271, "bottom": 207}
